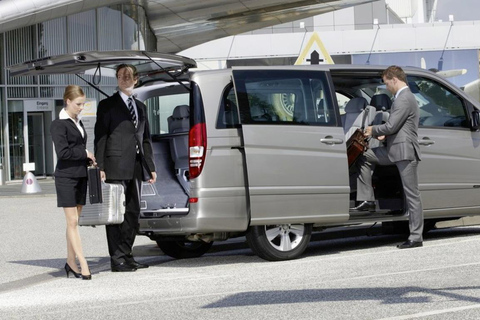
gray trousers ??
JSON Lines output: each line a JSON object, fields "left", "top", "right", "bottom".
{"left": 356, "top": 147, "right": 424, "bottom": 242}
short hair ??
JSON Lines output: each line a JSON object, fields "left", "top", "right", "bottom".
{"left": 115, "top": 64, "right": 138, "bottom": 79}
{"left": 63, "top": 85, "right": 85, "bottom": 104}
{"left": 382, "top": 65, "right": 407, "bottom": 83}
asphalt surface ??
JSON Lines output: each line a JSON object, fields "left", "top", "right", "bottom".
{"left": 2, "top": 180, "right": 480, "bottom": 319}
{"left": 0, "top": 178, "right": 56, "bottom": 198}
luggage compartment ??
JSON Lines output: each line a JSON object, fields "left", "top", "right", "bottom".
{"left": 140, "top": 135, "right": 190, "bottom": 217}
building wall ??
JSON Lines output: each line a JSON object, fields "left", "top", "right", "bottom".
{"left": 0, "top": 4, "right": 155, "bottom": 182}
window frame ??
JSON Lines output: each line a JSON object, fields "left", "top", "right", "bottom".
{"left": 232, "top": 69, "right": 337, "bottom": 127}
{"left": 408, "top": 75, "right": 469, "bottom": 129}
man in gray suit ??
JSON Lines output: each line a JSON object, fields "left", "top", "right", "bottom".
{"left": 352, "top": 65, "right": 424, "bottom": 249}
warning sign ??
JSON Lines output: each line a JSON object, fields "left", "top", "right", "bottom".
{"left": 295, "top": 32, "right": 334, "bottom": 65}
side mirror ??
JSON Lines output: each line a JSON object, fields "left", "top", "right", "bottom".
{"left": 471, "top": 109, "right": 480, "bottom": 131}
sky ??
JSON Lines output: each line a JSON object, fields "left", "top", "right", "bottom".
{"left": 435, "top": 0, "right": 480, "bottom": 21}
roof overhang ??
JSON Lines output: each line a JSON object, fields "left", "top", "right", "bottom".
{"left": 0, "top": 0, "right": 378, "bottom": 53}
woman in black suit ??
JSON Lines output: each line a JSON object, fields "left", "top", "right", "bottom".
{"left": 51, "top": 85, "right": 95, "bottom": 280}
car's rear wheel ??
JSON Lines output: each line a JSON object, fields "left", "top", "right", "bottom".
{"left": 246, "top": 224, "right": 312, "bottom": 261}
{"left": 156, "top": 240, "right": 213, "bottom": 259}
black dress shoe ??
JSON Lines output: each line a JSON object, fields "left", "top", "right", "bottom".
{"left": 111, "top": 262, "right": 137, "bottom": 272}
{"left": 127, "top": 260, "right": 149, "bottom": 269}
{"left": 351, "top": 201, "right": 376, "bottom": 212}
{"left": 397, "top": 240, "right": 423, "bottom": 249}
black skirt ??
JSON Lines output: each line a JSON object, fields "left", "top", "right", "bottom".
{"left": 54, "top": 176, "right": 87, "bottom": 208}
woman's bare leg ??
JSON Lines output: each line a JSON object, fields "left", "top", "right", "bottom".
{"left": 64, "top": 207, "right": 89, "bottom": 275}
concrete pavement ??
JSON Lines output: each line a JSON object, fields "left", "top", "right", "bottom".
{"left": 2, "top": 195, "right": 480, "bottom": 319}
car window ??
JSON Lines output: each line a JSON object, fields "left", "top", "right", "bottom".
{"left": 144, "top": 93, "right": 190, "bottom": 134}
{"left": 408, "top": 76, "right": 468, "bottom": 128}
{"left": 336, "top": 92, "right": 350, "bottom": 115}
{"left": 217, "top": 84, "right": 240, "bottom": 129}
{"left": 233, "top": 70, "right": 336, "bottom": 126}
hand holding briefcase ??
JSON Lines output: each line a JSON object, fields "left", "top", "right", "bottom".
{"left": 346, "top": 106, "right": 370, "bottom": 168}
{"left": 346, "top": 129, "right": 369, "bottom": 167}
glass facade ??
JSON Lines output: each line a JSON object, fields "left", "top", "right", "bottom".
{"left": 1, "top": 33, "right": 5, "bottom": 180}
{"left": 0, "top": 4, "right": 156, "bottom": 182}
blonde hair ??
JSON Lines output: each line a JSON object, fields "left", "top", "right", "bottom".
{"left": 63, "top": 85, "right": 85, "bottom": 105}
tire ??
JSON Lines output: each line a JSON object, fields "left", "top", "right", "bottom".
{"left": 246, "top": 224, "right": 313, "bottom": 261}
{"left": 271, "top": 93, "right": 294, "bottom": 121}
{"left": 156, "top": 240, "right": 213, "bottom": 259}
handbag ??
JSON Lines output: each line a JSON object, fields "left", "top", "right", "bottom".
{"left": 346, "top": 108, "right": 370, "bottom": 167}
{"left": 346, "top": 129, "right": 369, "bottom": 167}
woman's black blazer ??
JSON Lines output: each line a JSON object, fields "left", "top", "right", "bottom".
{"left": 50, "top": 118, "right": 88, "bottom": 178}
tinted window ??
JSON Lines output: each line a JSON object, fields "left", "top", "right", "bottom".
{"left": 233, "top": 70, "right": 336, "bottom": 126}
{"left": 144, "top": 93, "right": 189, "bottom": 134}
{"left": 408, "top": 76, "right": 468, "bottom": 128}
{"left": 216, "top": 84, "right": 240, "bottom": 129}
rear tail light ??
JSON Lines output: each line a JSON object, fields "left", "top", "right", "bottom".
{"left": 189, "top": 122, "right": 206, "bottom": 179}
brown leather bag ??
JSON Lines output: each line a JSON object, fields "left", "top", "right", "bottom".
{"left": 346, "top": 107, "right": 370, "bottom": 167}
{"left": 346, "top": 129, "right": 369, "bottom": 167}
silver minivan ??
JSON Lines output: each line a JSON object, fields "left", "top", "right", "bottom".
{"left": 11, "top": 51, "right": 480, "bottom": 261}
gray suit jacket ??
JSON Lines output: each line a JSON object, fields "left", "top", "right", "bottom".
{"left": 371, "top": 87, "right": 421, "bottom": 162}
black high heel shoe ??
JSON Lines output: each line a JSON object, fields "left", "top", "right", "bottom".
{"left": 64, "top": 263, "right": 81, "bottom": 278}
{"left": 81, "top": 269, "right": 92, "bottom": 280}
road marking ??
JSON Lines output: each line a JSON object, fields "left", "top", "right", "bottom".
{"left": 339, "top": 261, "right": 480, "bottom": 282}
{"left": 379, "top": 303, "right": 480, "bottom": 319}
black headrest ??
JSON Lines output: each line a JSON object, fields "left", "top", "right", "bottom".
{"left": 172, "top": 105, "right": 189, "bottom": 119}
{"left": 370, "top": 94, "right": 392, "bottom": 111}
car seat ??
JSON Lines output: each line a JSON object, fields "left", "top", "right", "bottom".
{"left": 370, "top": 93, "right": 392, "bottom": 125}
{"left": 167, "top": 105, "right": 190, "bottom": 194}
{"left": 343, "top": 97, "right": 375, "bottom": 140}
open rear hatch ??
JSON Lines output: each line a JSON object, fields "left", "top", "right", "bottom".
{"left": 9, "top": 51, "right": 196, "bottom": 215}
{"left": 8, "top": 50, "right": 196, "bottom": 92}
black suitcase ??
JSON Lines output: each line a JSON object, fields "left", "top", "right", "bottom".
{"left": 88, "top": 166, "right": 103, "bottom": 204}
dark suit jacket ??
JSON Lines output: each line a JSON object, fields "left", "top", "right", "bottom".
{"left": 372, "top": 87, "right": 422, "bottom": 162}
{"left": 51, "top": 118, "right": 88, "bottom": 178}
{"left": 94, "top": 92, "right": 155, "bottom": 180}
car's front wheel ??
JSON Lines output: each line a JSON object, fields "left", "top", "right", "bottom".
{"left": 246, "top": 224, "right": 312, "bottom": 261}
{"left": 156, "top": 240, "right": 213, "bottom": 259}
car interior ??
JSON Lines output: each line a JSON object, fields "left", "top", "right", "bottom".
{"left": 331, "top": 71, "right": 405, "bottom": 216}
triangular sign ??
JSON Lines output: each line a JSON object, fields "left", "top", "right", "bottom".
{"left": 295, "top": 32, "right": 334, "bottom": 65}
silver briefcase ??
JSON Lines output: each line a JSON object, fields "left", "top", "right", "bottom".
{"left": 79, "top": 182, "right": 125, "bottom": 226}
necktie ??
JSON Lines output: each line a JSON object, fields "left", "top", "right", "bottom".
{"left": 127, "top": 97, "right": 137, "bottom": 128}
{"left": 127, "top": 97, "right": 140, "bottom": 154}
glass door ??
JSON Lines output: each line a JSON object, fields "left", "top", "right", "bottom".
{"left": 8, "top": 111, "right": 24, "bottom": 180}
{"left": 27, "top": 113, "right": 46, "bottom": 177}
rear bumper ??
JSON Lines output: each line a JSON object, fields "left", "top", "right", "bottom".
{"left": 138, "top": 196, "right": 249, "bottom": 235}
{"left": 138, "top": 214, "right": 248, "bottom": 235}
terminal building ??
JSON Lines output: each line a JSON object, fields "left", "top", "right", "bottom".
{"left": 0, "top": 0, "right": 479, "bottom": 183}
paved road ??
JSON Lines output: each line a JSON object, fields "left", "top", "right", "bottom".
{"left": 2, "top": 194, "right": 480, "bottom": 319}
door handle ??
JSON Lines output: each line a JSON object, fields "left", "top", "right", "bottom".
{"left": 320, "top": 136, "right": 344, "bottom": 145}
{"left": 418, "top": 138, "right": 435, "bottom": 146}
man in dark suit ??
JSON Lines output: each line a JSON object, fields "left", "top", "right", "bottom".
{"left": 94, "top": 64, "right": 157, "bottom": 271}
{"left": 353, "top": 65, "right": 424, "bottom": 249}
